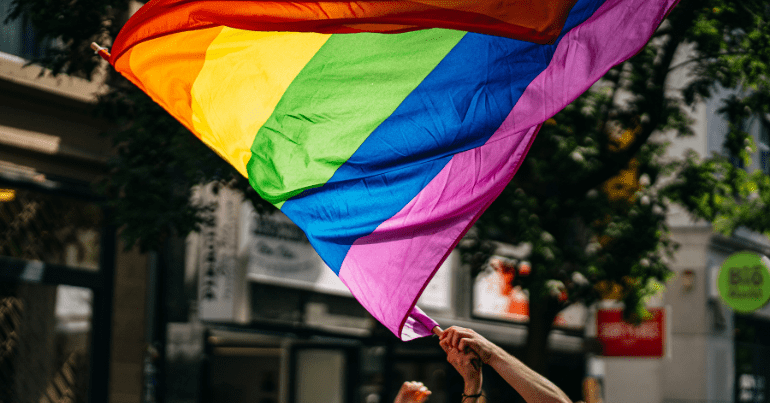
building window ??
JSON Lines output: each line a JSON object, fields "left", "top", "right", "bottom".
{"left": 0, "top": 284, "right": 95, "bottom": 403}
{"left": 0, "top": 186, "right": 102, "bottom": 271}
{"left": 471, "top": 256, "right": 587, "bottom": 330}
{"left": 0, "top": 0, "right": 48, "bottom": 60}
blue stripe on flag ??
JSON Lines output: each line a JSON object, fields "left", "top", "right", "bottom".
{"left": 281, "top": 0, "right": 606, "bottom": 272}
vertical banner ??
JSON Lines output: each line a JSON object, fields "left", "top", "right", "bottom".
{"left": 197, "top": 184, "right": 246, "bottom": 322}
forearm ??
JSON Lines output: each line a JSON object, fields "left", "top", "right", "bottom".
{"left": 487, "top": 348, "right": 571, "bottom": 403}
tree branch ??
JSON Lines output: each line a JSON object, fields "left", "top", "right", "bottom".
{"left": 668, "top": 51, "right": 749, "bottom": 72}
{"left": 564, "top": 8, "right": 692, "bottom": 198}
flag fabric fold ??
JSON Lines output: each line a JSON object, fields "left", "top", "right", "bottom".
{"left": 109, "top": 0, "right": 679, "bottom": 340}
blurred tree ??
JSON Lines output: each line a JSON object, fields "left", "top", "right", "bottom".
{"left": 460, "top": 0, "right": 770, "bottom": 374}
{"left": 7, "top": 0, "right": 770, "bottom": 374}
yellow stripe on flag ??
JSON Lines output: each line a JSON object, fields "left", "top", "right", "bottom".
{"left": 127, "top": 27, "right": 223, "bottom": 134}
{"left": 191, "top": 28, "right": 331, "bottom": 177}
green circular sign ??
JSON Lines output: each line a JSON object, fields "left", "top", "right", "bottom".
{"left": 718, "top": 252, "right": 770, "bottom": 312}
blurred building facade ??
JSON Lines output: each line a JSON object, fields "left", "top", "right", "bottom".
{"left": 582, "top": 64, "right": 770, "bottom": 402}
{"left": 0, "top": 5, "right": 152, "bottom": 402}
{"left": 164, "top": 184, "right": 588, "bottom": 403}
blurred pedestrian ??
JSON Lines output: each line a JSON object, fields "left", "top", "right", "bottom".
{"left": 439, "top": 326, "right": 579, "bottom": 403}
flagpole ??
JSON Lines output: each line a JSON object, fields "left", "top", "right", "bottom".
{"left": 90, "top": 42, "right": 111, "bottom": 61}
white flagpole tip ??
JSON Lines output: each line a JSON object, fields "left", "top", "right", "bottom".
{"left": 90, "top": 42, "right": 111, "bottom": 61}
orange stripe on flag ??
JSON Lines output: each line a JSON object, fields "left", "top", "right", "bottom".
{"left": 122, "top": 26, "right": 223, "bottom": 135}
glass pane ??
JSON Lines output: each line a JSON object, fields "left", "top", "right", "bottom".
{"left": 0, "top": 283, "right": 93, "bottom": 402}
{"left": 0, "top": 186, "right": 102, "bottom": 271}
{"left": 473, "top": 257, "right": 529, "bottom": 322}
{"left": 210, "top": 346, "right": 281, "bottom": 403}
{"left": 0, "top": 0, "right": 48, "bottom": 60}
{"left": 472, "top": 257, "right": 586, "bottom": 328}
{"left": 295, "top": 349, "right": 346, "bottom": 403}
{"left": 0, "top": 0, "right": 23, "bottom": 57}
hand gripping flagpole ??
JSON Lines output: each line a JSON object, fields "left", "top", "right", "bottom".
{"left": 432, "top": 326, "right": 482, "bottom": 370}
{"left": 90, "top": 42, "right": 111, "bottom": 61}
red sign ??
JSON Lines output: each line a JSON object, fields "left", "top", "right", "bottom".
{"left": 596, "top": 308, "right": 665, "bottom": 357}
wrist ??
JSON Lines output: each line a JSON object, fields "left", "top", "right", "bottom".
{"left": 463, "top": 378, "right": 482, "bottom": 395}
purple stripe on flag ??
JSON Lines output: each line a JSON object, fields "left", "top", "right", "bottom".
{"left": 339, "top": 0, "right": 679, "bottom": 340}
{"left": 339, "top": 124, "right": 540, "bottom": 339}
{"left": 400, "top": 306, "right": 437, "bottom": 341}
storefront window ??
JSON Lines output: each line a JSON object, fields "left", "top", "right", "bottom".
{"left": 209, "top": 345, "right": 282, "bottom": 403}
{"left": 472, "top": 256, "right": 586, "bottom": 329}
{"left": 735, "top": 315, "right": 770, "bottom": 403}
{"left": 295, "top": 349, "right": 347, "bottom": 403}
{"left": 0, "top": 186, "right": 102, "bottom": 271}
{"left": 0, "top": 283, "right": 93, "bottom": 402}
{"left": 473, "top": 257, "right": 530, "bottom": 322}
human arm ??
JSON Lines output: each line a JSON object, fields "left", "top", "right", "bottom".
{"left": 440, "top": 326, "right": 573, "bottom": 403}
{"left": 439, "top": 336, "right": 484, "bottom": 402}
{"left": 393, "top": 381, "right": 432, "bottom": 403}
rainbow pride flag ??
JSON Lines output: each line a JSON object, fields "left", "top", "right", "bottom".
{"left": 109, "top": 0, "right": 678, "bottom": 340}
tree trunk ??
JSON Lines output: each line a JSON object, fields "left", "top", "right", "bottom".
{"left": 524, "top": 295, "right": 558, "bottom": 376}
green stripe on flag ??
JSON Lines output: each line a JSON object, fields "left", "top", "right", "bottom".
{"left": 246, "top": 29, "right": 466, "bottom": 207}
